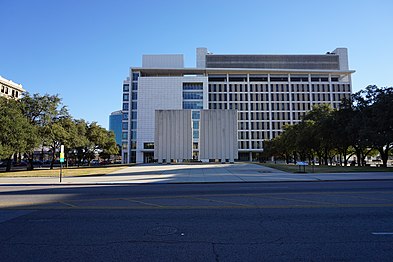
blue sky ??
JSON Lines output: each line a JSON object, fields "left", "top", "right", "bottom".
{"left": 1, "top": 0, "right": 392, "bottom": 128}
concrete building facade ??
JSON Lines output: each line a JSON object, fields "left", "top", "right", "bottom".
{"left": 199, "top": 110, "right": 238, "bottom": 162}
{"left": 0, "top": 75, "right": 25, "bottom": 99}
{"left": 122, "top": 48, "right": 354, "bottom": 163}
{"left": 154, "top": 110, "right": 192, "bottom": 163}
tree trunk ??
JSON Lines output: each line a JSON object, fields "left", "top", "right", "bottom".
{"left": 6, "top": 156, "right": 12, "bottom": 172}
{"left": 27, "top": 155, "right": 34, "bottom": 171}
{"left": 50, "top": 147, "right": 55, "bottom": 170}
{"left": 378, "top": 147, "right": 389, "bottom": 168}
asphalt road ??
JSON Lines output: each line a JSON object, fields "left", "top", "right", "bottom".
{"left": 1, "top": 181, "right": 393, "bottom": 261}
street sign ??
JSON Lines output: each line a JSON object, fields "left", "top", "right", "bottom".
{"left": 60, "top": 152, "right": 65, "bottom": 163}
{"left": 60, "top": 145, "right": 64, "bottom": 183}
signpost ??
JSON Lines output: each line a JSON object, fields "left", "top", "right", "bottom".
{"left": 60, "top": 145, "right": 64, "bottom": 183}
{"left": 296, "top": 161, "right": 308, "bottom": 173}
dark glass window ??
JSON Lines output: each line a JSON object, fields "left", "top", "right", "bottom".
{"left": 131, "top": 111, "right": 137, "bottom": 119}
{"left": 132, "top": 72, "right": 139, "bottom": 81}
{"left": 270, "top": 76, "right": 288, "bottom": 82}
{"left": 122, "top": 122, "right": 128, "bottom": 130}
{"left": 183, "top": 92, "right": 203, "bottom": 100}
{"left": 192, "top": 111, "right": 200, "bottom": 120}
{"left": 122, "top": 142, "right": 128, "bottom": 150}
{"left": 130, "top": 151, "right": 136, "bottom": 163}
{"left": 193, "top": 121, "right": 199, "bottom": 129}
{"left": 131, "top": 131, "right": 137, "bottom": 139}
{"left": 183, "top": 101, "right": 203, "bottom": 109}
{"left": 130, "top": 121, "right": 137, "bottom": 129}
{"left": 123, "top": 84, "right": 129, "bottom": 92}
{"left": 122, "top": 132, "right": 128, "bottom": 140}
{"left": 132, "top": 92, "right": 137, "bottom": 100}
{"left": 144, "top": 143, "right": 154, "bottom": 149}
{"left": 131, "top": 102, "right": 137, "bottom": 109}
{"left": 208, "top": 75, "right": 226, "bottom": 82}
{"left": 122, "top": 113, "right": 128, "bottom": 120}
{"left": 122, "top": 103, "right": 129, "bottom": 110}
{"left": 193, "top": 130, "right": 199, "bottom": 139}
{"left": 183, "top": 83, "right": 203, "bottom": 90}
{"left": 123, "top": 94, "right": 129, "bottom": 101}
{"left": 132, "top": 83, "right": 138, "bottom": 90}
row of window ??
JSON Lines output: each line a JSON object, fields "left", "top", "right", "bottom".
{"left": 208, "top": 75, "right": 341, "bottom": 83}
{"left": 183, "top": 83, "right": 203, "bottom": 90}
{"left": 123, "top": 82, "right": 137, "bottom": 92}
{"left": 1, "top": 85, "right": 19, "bottom": 98}
{"left": 183, "top": 101, "right": 203, "bottom": 109}
{"left": 238, "top": 141, "right": 266, "bottom": 150}
{"left": 209, "top": 83, "right": 351, "bottom": 93}
{"left": 183, "top": 92, "right": 203, "bottom": 100}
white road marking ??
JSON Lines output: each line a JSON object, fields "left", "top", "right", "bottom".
{"left": 372, "top": 232, "right": 393, "bottom": 235}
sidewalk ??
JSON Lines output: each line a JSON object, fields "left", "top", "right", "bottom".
{"left": 0, "top": 163, "right": 392, "bottom": 185}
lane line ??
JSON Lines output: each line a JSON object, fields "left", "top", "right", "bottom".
{"left": 2, "top": 203, "right": 393, "bottom": 210}
{"left": 58, "top": 201, "right": 78, "bottom": 208}
{"left": 372, "top": 232, "right": 393, "bottom": 235}
{"left": 122, "top": 198, "right": 164, "bottom": 208}
{"left": 261, "top": 195, "right": 336, "bottom": 205}
{"left": 187, "top": 196, "right": 254, "bottom": 207}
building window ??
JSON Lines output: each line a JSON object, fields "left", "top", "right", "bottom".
{"left": 192, "top": 111, "right": 200, "bottom": 120}
{"left": 183, "top": 83, "right": 203, "bottom": 90}
{"left": 132, "top": 92, "right": 137, "bottom": 100}
{"left": 183, "top": 92, "right": 203, "bottom": 100}
{"left": 122, "top": 122, "right": 128, "bottom": 130}
{"left": 130, "top": 151, "right": 136, "bottom": 162}
{"left": 132, "top": 72, "right": 139, "bottom": 81}
{"left": 132, "top": 83, "right": 138, "bottom": 90}
{"left": 131, "top": 141, "right": 137, "bottom": 149}
{"left": 123, "top": 94, "right": 129, "bottom": 101}
{"left": 122, "top": 103, "right": 129, "bottom": 110}
{"left": 193, "top": 121, "right": 199, "bottom": 130}
{"left": 131, "top": 111, "right": 137, "bottom": 119}
{"left": 183, "top": 101, "right": 203, "bottom": 109}
{"left": 193, "top": 130, "right": 199, "bottom": 139}
{"left": 131, "top": 102, "right": 137, "bottom": 109}
{"left": 123, "top": 84, "right": 129, "bottom": 92}
{"left": 122, "top": 132, "right": 128, "bottom": 140}
{"left": 122, "top": 113, "right": 128, "bottom": 120}
{"left": 130, "top": 121, "right": 137, "bottom": 129}
{"left": 131, "top": 131, "right": 137, "bottom": 139}
{"left": 122, "top": 142, "right": 128, "bottom": 150}
{"left": 144, "top": 143, "right": 154, "bottom": 149}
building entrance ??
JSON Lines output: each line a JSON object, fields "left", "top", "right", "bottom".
{"left": 143, "top": 152, "right": 154, "bottom": 163}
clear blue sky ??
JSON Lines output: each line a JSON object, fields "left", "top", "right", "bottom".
{"left": 1, "top": 0, "right": 392, "bottom": 128}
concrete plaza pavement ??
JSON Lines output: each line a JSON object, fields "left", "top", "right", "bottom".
{"left": 0, "top": 163, "right": 393, "bottom": 185}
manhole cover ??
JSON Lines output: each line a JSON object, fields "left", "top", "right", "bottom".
{"left": 148, "top": 226, "right": 178, "bottom": 236}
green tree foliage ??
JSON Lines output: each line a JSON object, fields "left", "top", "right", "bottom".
{"left": 0, "top": 97, "right": 37, "bottom": 171}
{"left": 1, "top": 93, "right": 118, "bottom": 172}
{"left": 266, "top": 85, "right": 393, "bottom": 167}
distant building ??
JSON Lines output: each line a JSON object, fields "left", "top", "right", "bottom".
{"left": 122, "top": 47, "right": 354, "bottom": 163}
{"left": 0, "top": 75, "right": 25, "bottom": 99}
{"left": 109, "top": 110, "right": 122, "bottom": 146}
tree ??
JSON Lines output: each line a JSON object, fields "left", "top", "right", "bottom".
{"left": 0, "top": 97, "right": 35, "bottom": 171}
{"left": 356, "top": 86, "right": 393, "bottom": 167}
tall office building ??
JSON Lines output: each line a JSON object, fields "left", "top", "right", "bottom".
{"left": 122, "top": 48, "right": 354, "bottom": 163}
{"left": 109, "top": 110, "right": 122, "bottom": 146}
{"left": 0, "top": 75, "right": 25, "bottom": 99}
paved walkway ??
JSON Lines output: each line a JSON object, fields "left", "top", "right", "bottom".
{"left": 0, "top": 163, "right": 393, "bottom": 185}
